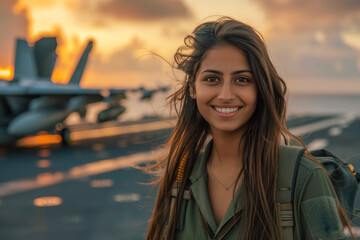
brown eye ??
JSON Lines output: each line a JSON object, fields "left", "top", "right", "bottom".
{"left": 235, "top": 77, "right": 250, "bottom": 83}
{"left": 204, "top": 76, "right": 219, "bottom": 82}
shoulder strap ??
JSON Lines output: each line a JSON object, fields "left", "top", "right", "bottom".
{"left": 277, "top": 145, "right": 305, "bottom": 240}
{"left": 163, "top": 182, "right": 192, "bottom": 238}
{"left": 277, "top": 145, "right": 305, "bottom": 203}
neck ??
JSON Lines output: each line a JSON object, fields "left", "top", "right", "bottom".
{"left": 210, "top": 129, "right": 244, "bottom": 168}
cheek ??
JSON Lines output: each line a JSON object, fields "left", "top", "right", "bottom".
{"left": 194, "top": 84, "right": 212, "bottom": 102}
{"left": 195, "top": 90, "right": 212, "bottom": 117}
{"left": 244, "top": 87, "right": 257, "bottom": 106}
{"left": 195, "top": 95, "right": 209, "bottom": 112}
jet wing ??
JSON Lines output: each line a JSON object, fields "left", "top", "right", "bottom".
{"left": 0, "top": 83, "right": 168, "bottom": 98}
{"left": 26, "top": 85, "right": 102, "bottom": 95}
{"left": 0, "top": 83, "right": 27, "bottom": 95}
{"left": 0, "top": 84, "right": 102, "bottom": 96}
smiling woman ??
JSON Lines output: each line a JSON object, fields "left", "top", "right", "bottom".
{"left": 191, "top": 44, "right": 257, "bottom": 135}
{"left": 145, "top": 17, "right": 355, "bottom": 240}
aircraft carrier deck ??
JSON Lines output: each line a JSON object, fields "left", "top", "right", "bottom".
{"left": 0, "top": 114, "right": 360, "bottom": 239}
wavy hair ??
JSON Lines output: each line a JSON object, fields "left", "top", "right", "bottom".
{"left": 146, "top": 17, "right": 354, "bottom": 240}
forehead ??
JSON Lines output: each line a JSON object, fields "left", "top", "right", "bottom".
{"left": 198, "top": 44, "right": 251, "bottom": 72}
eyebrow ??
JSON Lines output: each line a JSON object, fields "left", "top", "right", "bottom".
{"left": 201, "top": 69, "right": 253, "bottom": 75}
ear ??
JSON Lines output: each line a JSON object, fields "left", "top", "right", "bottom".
{"left": 189, "top": 84, "right": 196, "bottom": 99}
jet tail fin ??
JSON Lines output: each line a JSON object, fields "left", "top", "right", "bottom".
{"left": 34, "top": 37, "right": 57, "bottom": 79}
{"left": 69, "top": 40, "right": 93, "bottom": 85}
{"left": 14, "top": 39, "right": 37, "bottom": 80}
{"left": 13, "top": 37, "right": 58, "bottom": 81}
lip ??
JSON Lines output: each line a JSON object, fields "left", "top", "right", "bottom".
{"left": 211, "top": 105, "right": 242, "bottom": 118}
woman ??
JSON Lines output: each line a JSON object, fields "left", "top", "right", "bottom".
{"left": 146, "top": 17, "right": 353, "bottom": 239}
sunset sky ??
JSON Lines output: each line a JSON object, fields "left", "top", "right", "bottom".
{"left": 1, "top": 0, "right": 360, "bottom": 93}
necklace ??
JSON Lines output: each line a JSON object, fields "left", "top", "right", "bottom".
{"left": 208, "top": 163, "right": 237, "bottom": 191}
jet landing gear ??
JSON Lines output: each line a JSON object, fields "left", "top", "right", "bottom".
{"left": 58, "top": 127, "right": 72, "bottom": 146}
{"left": 55, "top": 123, "right": 73, "bottom": 146}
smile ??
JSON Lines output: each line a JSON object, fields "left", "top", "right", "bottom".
{"left": 213, "top": 106, "right": 241, "bottom": 113}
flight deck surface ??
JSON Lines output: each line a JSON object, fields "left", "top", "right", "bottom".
{"left": 0, "top": 115, "right": 359, "bottom": 239}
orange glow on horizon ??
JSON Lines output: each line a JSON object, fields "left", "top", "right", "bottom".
{"left": 52, "top": 68, "right": 70, "bottom": 84}
{"left": 0, "top": 67, "right": 13, "bottom": 80}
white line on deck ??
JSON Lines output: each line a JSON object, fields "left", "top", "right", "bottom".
{"left": 291, "top": 114, "right": 356, "bottom": 136}
{"left": 307, "top": 139, "right": 329, "bottom": 150}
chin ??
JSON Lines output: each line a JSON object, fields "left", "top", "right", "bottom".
{"left": 212, "top": 125, "right": 247, "bottom": 134}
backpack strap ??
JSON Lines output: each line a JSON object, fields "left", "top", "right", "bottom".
{"left": 277, "top": 145, "right": 305, "bottom": 239}
{"left": 163, "top": 182, "right": 192, "bottom": 238}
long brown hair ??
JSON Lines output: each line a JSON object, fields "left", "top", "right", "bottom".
{"left": 146, "top": 17, "right": 354, "bottom": 240}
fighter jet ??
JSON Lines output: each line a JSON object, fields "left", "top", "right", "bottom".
{"left": 0, "top": 37, "right": 167, "bottom": 145}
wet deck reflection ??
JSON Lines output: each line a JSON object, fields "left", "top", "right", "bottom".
{"left": 0, "top": 150, "right": 162, "bottom": 197}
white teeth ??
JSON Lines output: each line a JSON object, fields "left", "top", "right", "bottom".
{"left": 214, "top": 107, "right": 239, "bottom": 113}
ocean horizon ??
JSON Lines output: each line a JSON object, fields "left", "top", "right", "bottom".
{"left": 288, "top": 93, "right": 360, "bottom": 116}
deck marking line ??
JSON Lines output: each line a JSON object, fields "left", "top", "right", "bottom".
{"left": 290, "top": 115, "right": 355, "bottom": 136}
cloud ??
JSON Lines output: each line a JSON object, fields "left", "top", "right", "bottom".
{"left": 90, "top": 37, "right": 163, "bottom": 73}
{"left": 97, "top": 0, "right": 192, "bottom": 21}
{"left": 254, "top": 0, "right": 360, "bottom": 34}
{"left": 161, "top": 22, "right": 190, "bottom": 39}
{"left": 0, "top": 0, "right": 28, "bottom": 67}
{"left": 256, "top": 0, "right": 360, "bottom": 16}
{"left": 82, "top": 36, "right": 171, "bottom": 88}
{"left": 252, "top": 0, "right": 360, "bottom": 92}
{"left": 268, "top": 33, "right": 360, "bottom": 80}
{"left": 17, "top": 0, "right": 57, "bottom": 8}
{"left": 68, "top": 0, "right": 192, "bottom": 24}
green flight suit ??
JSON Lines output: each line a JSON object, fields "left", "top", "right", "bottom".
{"left": 174, "top": 141, "right": 346, "bottom": 239}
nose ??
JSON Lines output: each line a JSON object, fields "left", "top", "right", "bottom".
{"left": 218, "top": 81, "right": 234, "bottom": 100}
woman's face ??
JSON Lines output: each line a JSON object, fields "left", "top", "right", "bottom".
{"left": 191, "top": 44, "right": 257, "bottom": 136}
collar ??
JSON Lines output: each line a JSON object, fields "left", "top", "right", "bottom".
{"left": 189, "top": 140, "right": 244, "bottom": 235}
{"left": 189, "top": 140, "right": 213, "bottom": 184}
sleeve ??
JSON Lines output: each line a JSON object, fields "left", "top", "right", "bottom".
{"left": 296, "top": 168, "right": 346, "bottom": 240}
